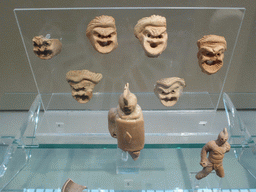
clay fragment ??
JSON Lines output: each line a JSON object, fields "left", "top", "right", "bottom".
{"left": 61, "top": 178, "right": 87, "bottom": 192}
{"left": 66, "top": 69, "right": 103, "bottom": 104}
{"left": 154, "top": 77, "right": 186, "bottom": 107}
{"left": 86, "top": 15, "right": 118, "bottom": 54}
{"left": 134, "top": 15, "right": 168, "bottom": 58}
{"left": 108, "top": 83, "right": 145, "bottom": 161}
{"left": 32, "top": 35, "right": 62, "bottom": 60}
{"left": 196, "top": 128, "right": 230, "bottom": 180}
{"left": 197, "top": 35, "right": 227, "bottom": 75}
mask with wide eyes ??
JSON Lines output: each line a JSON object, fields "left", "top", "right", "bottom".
{"left": 134, "top": 15, "right": 168, "bottom": 58}
{"left": 66, "top": 69, "right": 103, "bottom": 104}
{"left": 197, "top": 35, "right": 227, "bottom": 75}
{"left": 32, "top": 35, "right": 62, "bottom": 60}
{"left": 86, "top": 15, "right": 118, "bottom": 54}
{"left": 154, "top": 77, "right": 186, "bottom": 107}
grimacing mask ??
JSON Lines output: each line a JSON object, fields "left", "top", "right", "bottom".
{"left": 86, "top": 15, "right": 118, "bottom": 54}
{"left": 66, "top": 69, "right": 103, "bottom": 104}
{"left": 197, "top": 35, "right": 227, "bottom": 75}
{"left": 32, "top": 35, "right": 62, "bottom": 60}
{"left": 154, "top": 77, "right": 186, "bottom": 107}
{"left": 134, "top": 15, "right": 168, "bottom": 58}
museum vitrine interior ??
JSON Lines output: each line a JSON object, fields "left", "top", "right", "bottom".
{"left": 0, "top": 7, "right": 255, "bottom": 192}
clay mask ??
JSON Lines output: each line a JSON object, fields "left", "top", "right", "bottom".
{"left": 32, "top": 35, "right": 62, "bottom": 60}
{"left": 134, "top": 15, "right": 168, "bottom": 58}
{"left": 66, "top": 69, "right": 103, "bottom": 104}
{"left": 154, "top": 77, "right": 186, "bottom": 107}
{"left": 86, "top": 15, "right": 118, "bottom": 54}
{"left": 197, "top": 35, "right": 227, "bottom": 75}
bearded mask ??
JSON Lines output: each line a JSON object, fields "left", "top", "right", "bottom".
{"left": 154, "top": 77, "right": 186, "bottom": 107}
{"left": 66, "top": 69, "right": 103, "bottom": 104}
{"left": 197, "top": 35, "right": 227, "bottom": 75}
{"left": 86, "top": 15, "right": 118, "bottom": 54}
{"left": 134, "top": 15, "right": 168, "bottom": 58}
{"left": 32, "top": 35, "right": 62, "bottom": 60}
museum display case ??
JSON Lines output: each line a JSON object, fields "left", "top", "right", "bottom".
{"left": 0, "top": 7, "right": 255, "bottom": 191}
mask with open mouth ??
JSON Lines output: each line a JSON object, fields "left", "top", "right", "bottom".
{"left": 66, "top": 69, "right": 103, "bottom": 104}
{"left": 197, "top": 35, "right": 227, "bottom": 75}
{"left": 86, "top": 15, "right": 118, "bottom": 54}
{"left": 134, "top": 15, "right": 167, "bottom": 58}
{"left": 32, "top": 35, "right": 62, "bottom": 60}
{"left": 154, "top": 77, "right": 186, "bottom": 107}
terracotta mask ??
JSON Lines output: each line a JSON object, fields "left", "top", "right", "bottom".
{"left": 154, "top": 77, "right": 186, "bottom": 107}
{"left": 134, "top": 15, "right": 168, "bottom": 58}
{"left": 32, "top": 35, "right": 62, "bottom": 60}
{"left": 66, "top": 69, "right": 103, "bottom": 104}
{"left": 197, "top": 35, "right": 227, "bottom": 75}
{"left": 62, "top": 178, "right": 87, "bottom": 192}
{"left": 86, "top": 15, "right": 118, "bottom": 54}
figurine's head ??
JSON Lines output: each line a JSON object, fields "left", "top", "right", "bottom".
{"left": 197, "top": 35, "right": 227, "bottom": 75}
{"left": 154, "top": 77, "right": 186, "bottom": 107}
{"left": 32, "top": 35, "right": 62, "bottom": 60}
{"left": 134, "top": 15, "right": 168, "bottom": 58}
{"left": 217, "top": 128, "right": 229, "bottom": 146}
{"left": 66, "top": 70, "right": 103, "bottom": 104}
{"left": 86, "top": 15, "right": 118, "bottom": 54}
{"left": 119, "top": 83, "right": 137, "bottom": 115}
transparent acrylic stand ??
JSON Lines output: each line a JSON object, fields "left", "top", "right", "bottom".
{"left": 190, "top": 172, "right": 223, "bottom": 192}
{"left": 223, "top": 93, "right": 256, "bottom": 179}
{"left": 116, "top": 148, "right": 141, "bottom": 174}
{"left": 0, "top": 95, "right": 41, "bottom": 191}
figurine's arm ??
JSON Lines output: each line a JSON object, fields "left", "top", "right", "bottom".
{"left": 108, "top": 108, "right": 117, "bottom": 138}
{"left": 200, "top": 142, "right": 211, "bottom": 167}
{"left": 225, "top": 142, "right": 231, "bottom": 153}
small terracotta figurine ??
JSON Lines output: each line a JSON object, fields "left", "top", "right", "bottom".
{"left": 66, "top": 69, "right": 103, "bottom": 104}
{"left": 196, "top": 128, "right": 230, "bottom": 180}
{"left": 108, "top": 83, "right": 144, "bottom": 161}
{"left": 61, "top": 178, "right": 87, "bottom": 192}
{"left": 86, "top": 15, "right": 118, "bottom": 54}
{"left": 32, "top": 35, "right": 62, "bottom": 60}
{"left": 197, "top": 35, "right": 227, "bottom": 75}
{"left": 134, "top": 15, "right": 168, "bottom": 58}
{"left": 154, "top": 77, "right": 186, "bottom": 107}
